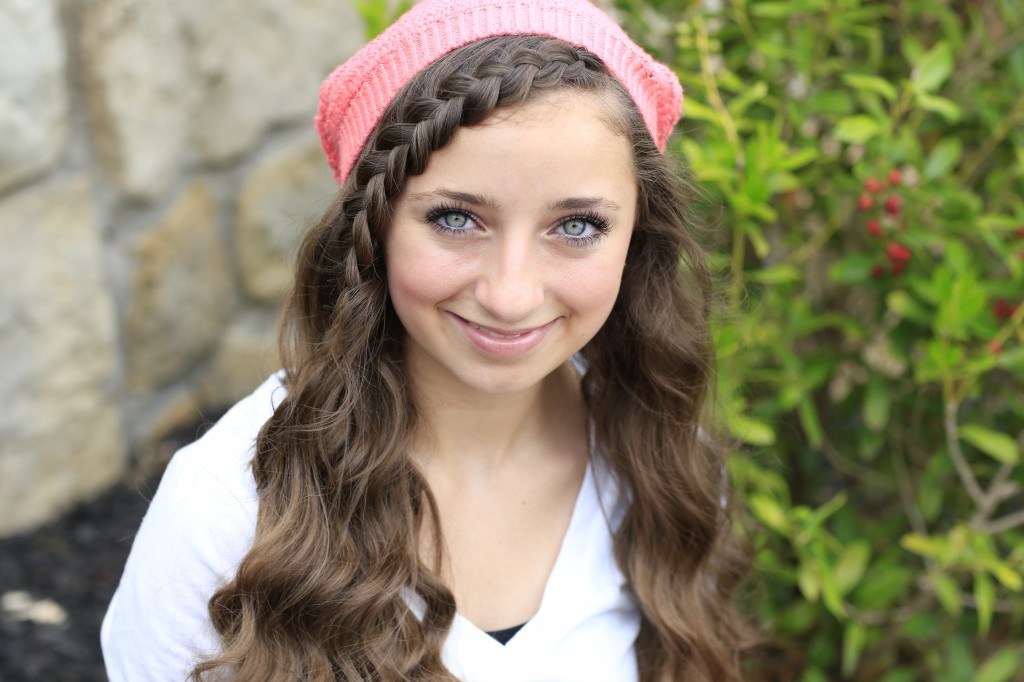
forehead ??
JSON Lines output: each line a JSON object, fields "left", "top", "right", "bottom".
{"left": 483, "top": 89, "right": 632, "bottom": 138}
{"left": 403, "top": 92, "right": 637, "bottom": 206}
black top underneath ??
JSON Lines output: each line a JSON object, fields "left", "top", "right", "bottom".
{"left": 485, "top": 622, "right": 527, "bottom": 645}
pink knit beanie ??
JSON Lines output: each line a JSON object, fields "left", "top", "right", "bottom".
{"left": 316, "top": 0, "right": 683, "bottom": 186}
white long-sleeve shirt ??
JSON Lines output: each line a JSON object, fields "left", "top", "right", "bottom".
{"left": 101, "top": 373, "right": 640, "bottom": 681}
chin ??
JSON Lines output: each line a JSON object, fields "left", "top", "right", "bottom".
{"left": 457, "top": 366, "right": 552, "bottom": 396}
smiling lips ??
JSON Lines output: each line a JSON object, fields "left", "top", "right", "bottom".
{"left": 448, "top": 313, "right": 557, "bottom": 357}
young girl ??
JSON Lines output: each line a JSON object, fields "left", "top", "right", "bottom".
{"left": 101, "top": 0, "right": 751, "bottom": 679}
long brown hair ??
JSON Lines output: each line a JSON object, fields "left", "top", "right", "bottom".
{"left": 192, "top": 35, "right": 751, "bottom": 681}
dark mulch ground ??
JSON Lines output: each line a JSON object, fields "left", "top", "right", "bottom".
{"left": 0, "top": 422, "right": 211, "bottom": 682}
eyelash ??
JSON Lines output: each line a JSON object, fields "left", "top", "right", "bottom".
{"left": 423, "top": 204, "right": 611, "bottom": 247}
{"left": 555, "top": 210, "right": 611, "bottom": 247}
{"left": 424, "top": 203, "right": 480, "bottom": 236}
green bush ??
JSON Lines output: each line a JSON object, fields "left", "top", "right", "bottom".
{"left": 358, "top": 0, "right": 1024, "bottom": 677}
{"left": 612, "top": 0, "right": 1024, "bottom": 678}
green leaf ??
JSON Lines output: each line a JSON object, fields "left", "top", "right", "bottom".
{"left": 932, "top": 572, "right": 962, "bottom": 616}
{"left": 841, "top": 73, "right": 898, "bottom": 102}
{"left": 901, "top": 35, "right": 925, "bottom": 66}
{"left": 727, "top": 413, "right": 777, "bottom": 446}
{"left": 901, "top": 533, "right": 948, "bottom": 561}
{"left": 820, "top": 563, "right": 846, "bottom": 617}
{"left": 902, "top": 611, "right": 940, "bottom": 640}
{"left": 842, "top": 621, "right": 867, "bottom": 677}
{"left": 857, "top": 429, "right": 884, "bottom": 463}
{"left": 918, "top": 480, "right": 943, "bottom": 523}
{"left": 878, "top": 671, "right": 917, "bottom": 682}
{"left": 798, "top": 397, "right": 824, "bottom": 449}
{"left": 777, "top": 600, "right": 818, "bottom": 635}
{"left": 924, "top": 138, "right": 964, "bottom": 180}
{"left": 355, "top": 0, "right": 412, "bottom": 40}
{"left": 800, "top": 666, "right": 829, "bottom": 682}
{"left": 835, "top": 541, "right": 871, "bottom": 595}
{"left": 750, "top": 1, "right": 824, "bottom": 18}
{"left": 977, "top": 214, "right": 1024, "bottom": 230}
{"left": 997, "top": 346, "right": 1024, "bottom": 371}
{"left": 986, "top": 560, "right": 1023, "bottom": 592}
{"left": 728, "top": 81, "right": 769, "bottom": 119}
{"left": 749, "top": 494, "right": 790, "bottom": 534}
{"left": 934, "top": 268, "right": 987, "bottom": 340}
{"left": 809, "top": 90, "right": 854, "bottom": 116}
{"left": 912, "top": 41, "right": 954, "bottom": 93}
{"left": 834, "top": 115, "right": 883, "bottom": 143}
{"left": 914, "top": 339, "right": 965, "bottom": 383}
{"left": 975, "top": 647, "right": 1023, "bottom": 682}
{"left": 862, "top": 376, "right": 891, "bottom": 433}
{"left": 959, "top": 424, "right": 1020, "bottom": 465}
{"left": 886, "top": 290, "right": 931, "bottom": 324}
{"left": 943, "top": 239, "right": 971, "bottom": 274}
{"left": 739, "top": 219, "right": 772, "bottom": 258}
{"left": 779, "top": 147, "right": 820, "bottom": 171}
{"left": 748, "top": 265, "right": 802, "bottom": 284}
{"left": 807, "top": 492, "right": 848, "bottom": 530}
{"left": 830, "top": 252, "right": 878, "bottom": 284}
{"left": 1010, "top": 43, "right": 1024, "bottom": 86}
{"left": 852, "top": 564, "right": 912, "bottom": 610}
{"left": 942, "top": 635, "right": 976, "bottom": 681}
{"left": 682, "top": 99, "right": 722, "bottom": 125}
{"left": 974, "top": 573, "right": 995, "bottom": 636}
{"left": 798, "top": 561, "right": 821, "bottom": 601}
{"left": 915, "top": 93, "right": 962, "bottom": 122}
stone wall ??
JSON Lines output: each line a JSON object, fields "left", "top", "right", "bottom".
{"left": 0, "top": 0, "right": 364, "bottom": 536}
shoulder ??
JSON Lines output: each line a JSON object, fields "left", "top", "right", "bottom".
{"left": 101, "top": 373, "right": 287, "bottom": 681}
{"left": 164, "top": 371, "right": 287, "bottom": 500}
{"left": 589, "top": 434, "right": 630, "bottom": 534}
{"left": 145, "top": 371, "right": 286, "bottom": 546}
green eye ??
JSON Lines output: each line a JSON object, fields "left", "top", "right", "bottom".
{"left": 563, "top": 219, "right": 587, "bottom": 236}
{"left": 441, "top": 212, "right": 468, "bottom": 229}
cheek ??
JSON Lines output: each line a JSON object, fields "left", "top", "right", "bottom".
{"left": 558, "top": 257, "right": 628, "bottom": 333}
{"left": 386, "top": 240, "right": 468, "bottom": 314}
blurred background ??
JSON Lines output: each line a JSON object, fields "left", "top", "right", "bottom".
{"left": 1, "top": 0, "right": 1022, "bottom": 680}
{"left": 1, "top": 0, "right": 364, "bottom": 678}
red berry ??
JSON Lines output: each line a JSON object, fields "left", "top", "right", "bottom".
{"left": 864, "top": 177, "right": 885, "bottom": 193}
{"left": 858, "top": 194, "right": 873, "bottom": 211}
{"left": 889, "top": 169, "right": 902, "bottom": 186}
{"left": 870, "top": 264, "right": 885, "bottom": 279}
{"left": 886, "top": 242, "right": 911, "bottom": 262}
{"left": 1014, "top": 227, "right": 1024, "bottom": 238}
{"left": 885, "top": 195, "right": 902, "bottom": 216}
{"left": 994, "top": 300, "right": 1020, "bottom": 320}
{"left": 989, "top": 340, "right": 1003, "bottom": 354}
{"left": 867, "top": 219, "right": 882, "bottom": 237}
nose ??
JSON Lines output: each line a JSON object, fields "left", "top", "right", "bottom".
{"left": 474, "top": 232, "right": 545, "bottom": 324}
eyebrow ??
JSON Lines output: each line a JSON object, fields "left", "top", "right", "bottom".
{"left": 406, "top": 189, "right": 622, "bottom": 213}
{"left": 406, "top": 189, "right": 499, "bottom": 210}
{"left": 549, "top": 196, "right": 622, "bottom": 212}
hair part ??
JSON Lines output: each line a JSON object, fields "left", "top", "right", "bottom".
{"left": 193, "top": 34, "right": 753, "bottom": 682}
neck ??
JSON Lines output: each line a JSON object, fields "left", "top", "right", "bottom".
{"left": 408, "top": 361, "right": 586, "bottom": 474}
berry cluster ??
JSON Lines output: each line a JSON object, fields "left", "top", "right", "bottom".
{"left": 993, "top": 300, "right": 1020, "bottom": 321}
{"left": 860, "top": 169, "right": 909, "bottom": 278}
{"left": 987, "top": 233, "right": 1023, "bottom": 354}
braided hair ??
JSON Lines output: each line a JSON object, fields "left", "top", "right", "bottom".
{"left": 192, "top": 35, "right": 751, "bottom": 682}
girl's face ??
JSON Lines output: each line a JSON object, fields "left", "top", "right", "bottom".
{"left": 385, "top": 92, "right": 637, "bottom": 398}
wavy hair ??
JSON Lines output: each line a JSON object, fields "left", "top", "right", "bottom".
{"left": 192, "top": 35, "right": 752, "bottom": 682}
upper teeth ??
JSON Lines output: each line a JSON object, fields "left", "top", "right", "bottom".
{"left": 472, "top": 322, "right": 524, "bottom": 339}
